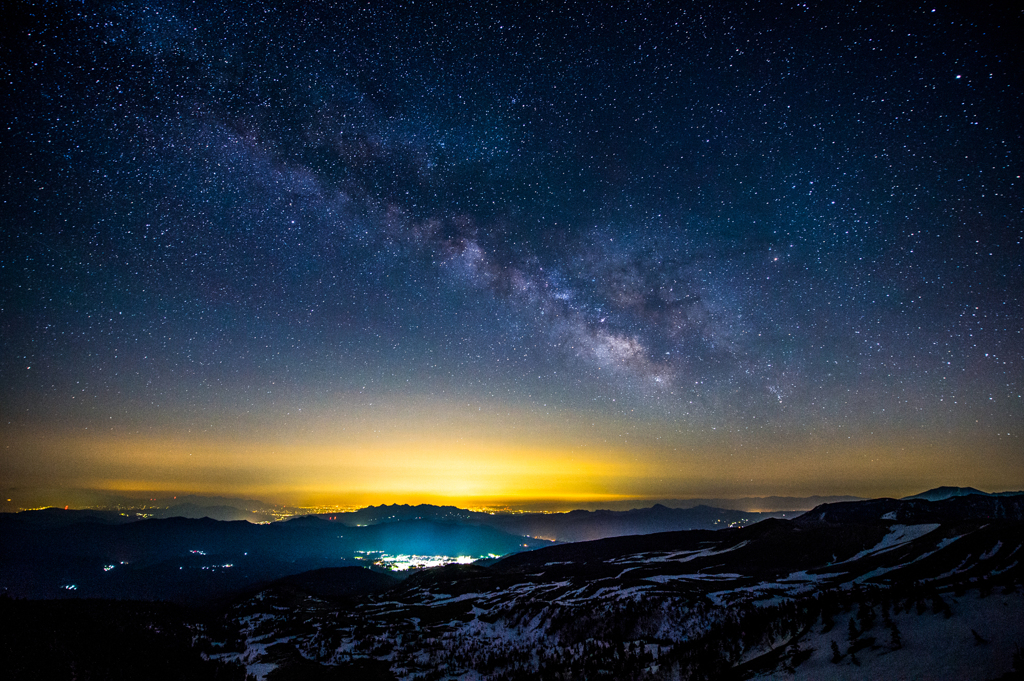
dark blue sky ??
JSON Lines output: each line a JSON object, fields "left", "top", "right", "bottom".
{"left": 1, "top": 1, "right": 1020, "bottom": 504}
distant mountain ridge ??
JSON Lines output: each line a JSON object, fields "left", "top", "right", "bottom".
{"left": 901, "top": 485, "right": 1024, "bottom": 502}
{"left": 148, "top": 503, "right": 275, "bottom": 522}
{"left": 639, "top": 494, "right": 866, "bottom": 512}
{"left": 0, "top": 489, "right": 277, "bottom": 515}
{"left": 325, "top": 502, "right": 789, "bottom": 542}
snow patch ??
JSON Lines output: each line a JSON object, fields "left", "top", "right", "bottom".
{"left": 645, "top": 573, "right": 744, "bottom": 583}
{"left": 841, "top": 524, "right": 940, "bottom": 563}
{"left": 612, "top": 540, "right": 749, "bottom": 565}
{"left": 980, "top": 541, "right": 1002, "bottom": 561}
{"left": 991, "top": 560, "right": 1017, "bottom": 576}
{"left": 752, "top": 591, "right": 1024, "bottom": 680}
{"left": 245, "top": 662, "right": 277, "bottom": 681}
{"left": 780, "top": 570, "right": 847, "bottom": 583}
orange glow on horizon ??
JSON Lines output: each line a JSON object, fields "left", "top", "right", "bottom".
{"left": 0, "top": 397, "right": 658, "bottom": 505}
{"left": 2, "top": 395, "right": 1020, "bottom": 507}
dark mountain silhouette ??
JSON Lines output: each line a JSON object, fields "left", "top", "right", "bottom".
{"left": 900, "top": 486, "right": 1024, "bottom": 502}
{"left": 0, "top": 513, "right": 550, "bottom": 603}
{"left": 483, "top": 503, "right": 781, "bottom": 542}
{"left": 642, "top": 494, "right": 865, "bottom": 512}
{"left": 902, "top": 486, "right": 989, "bottom": 501}
{"left": 797, "top": 493, "right": 1024, "bottom": 525}
{"left": 327, "top": 502, "right": 783, "bottom": 541}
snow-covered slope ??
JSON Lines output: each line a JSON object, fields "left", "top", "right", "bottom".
{"left": 206, "top": 494, "right": 1024, "bottom": 680}
{"left": 752, "top": 590, "right": 1024, "bottom": 681}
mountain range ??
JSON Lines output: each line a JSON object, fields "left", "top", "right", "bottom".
{"left": 212, "top": 493, "right": 1024, "bottom": 680}
{"left": 2, "top": 488, "right": 1023, "bottom": 679}
{"left": 322, "top": 502, "right": 790, "bottom": 542}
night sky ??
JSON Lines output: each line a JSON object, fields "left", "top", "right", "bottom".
{"left": 2, "top": 1, "right": 1021, "bottom": 507}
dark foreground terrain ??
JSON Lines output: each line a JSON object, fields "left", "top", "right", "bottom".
{"left": 2, "top": 493, "right": 1024, "bottom": 680}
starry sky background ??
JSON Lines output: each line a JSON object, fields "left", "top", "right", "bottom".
{"left": 2, "top": 1, "right": 1021, "bottom": 507}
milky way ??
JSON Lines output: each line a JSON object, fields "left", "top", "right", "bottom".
{"left": 1, "top": 2, "right": 1021, "bottom": 502}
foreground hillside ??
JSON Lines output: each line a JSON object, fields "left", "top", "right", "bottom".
{"left": 206, "top": 494, "right": 1024, "bottom": 680}
{"left": 2, "top": 494, "right": 1022, "bottom": 680}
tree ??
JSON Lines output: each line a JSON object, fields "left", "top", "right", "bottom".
{"left": 887, "top": 621, "right": 902, "bottom": 650}
{"left": 857, "top": 603, "right": 875, "bottom": 632}
{"left": 821, "top": 611, "right": 835, "bottom": 634}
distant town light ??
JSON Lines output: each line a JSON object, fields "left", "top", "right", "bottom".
{"left": 367, "top": 553, "right": 485, "bottom": 571}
